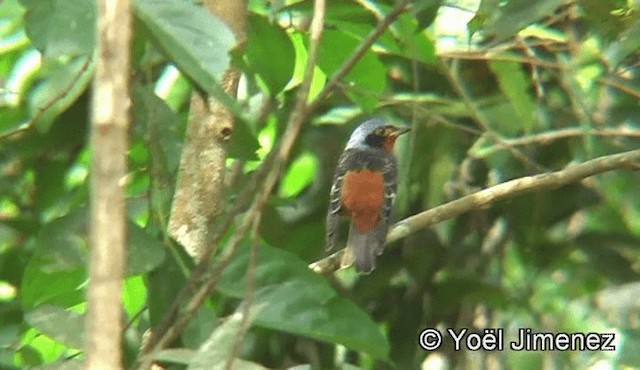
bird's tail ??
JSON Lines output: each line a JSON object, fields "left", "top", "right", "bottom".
{"left": 341, "top": 224, "right": 384, "bottom": 274}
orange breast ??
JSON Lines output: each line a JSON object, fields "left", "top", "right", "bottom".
{"left": 341, "top": 170, "right": 384, "bottom": 233}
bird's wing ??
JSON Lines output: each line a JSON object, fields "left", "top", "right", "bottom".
{"left": 325, "top": 154, "right": 348, "bottom": 251}
{"left": 377, "top": 155, "right": 398, "bottom": 254}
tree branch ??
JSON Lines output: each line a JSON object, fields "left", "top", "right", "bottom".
{"left": 86, "top": 0, "right": 131, "bottom": 368}
{"left": 473, "top": 126, "right": 640, "bottom": 157}
{"left": 310, "top": 149, "right": 640, "bottom": 274}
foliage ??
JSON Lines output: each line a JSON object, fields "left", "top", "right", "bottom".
{"left": 1, "top": 0, "right": 640, "bottom": 368}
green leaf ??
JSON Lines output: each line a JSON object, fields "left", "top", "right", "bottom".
{"left": 188, "top": 304, "right": 267, "bottom": 370}
{"left": 475, "top": 0, "right": 564, "bottom": 42}
{"left": 133, "top": 0, "right": 241, "bottom": 115}
{"left": 246, "top": 13, "right": 295, "bottom": 95}
{"left": 413, "top": 0, "right": 444, "bottom": 31}
{"left": 134, "top": 86, "right": 183, "bottom": 174}
{"left": 279, "top": 152, "right": 318, "bottom": 198}
{"left": 24, "top": 305, "right": 84, "bottom": 349}
{"left": 0, "top": 0, "right": 26, "bottom": 19}
{"left": 127, "top": 222, "right": 166, "bottom": 276}
{"left": 393, "top": 13, "right": 437, "bottom": 65}
{"left": 283, "top": 0, "right": 376, "bottom": 25}
{"left": 218, "top": 244, "right": 390, "bottom": 359}
{"left": 21, "top": 209, "right": 167, "bottom": 309}
{"left": 226, "top": 119, "right": 261, "bottom": 160}
{"left": 147, "top": 246, "right": 191, "bottom": 327}
{"left": 182, "top": 306, "right": 218, "bottom": 349}
{"left": 312, "top": 106, "right": 362, "bottom": 125}
{"left": 21, "top": 0, "right": 96, "bottom": 58}
{"left": 488, "top": 59, "right": 537, "bottom": 132}
{"left": 317, "top": 29, "right": 386, "bottom": 111}
{"left": 21, "top": 210, "right": 87, "bottom": 309}
{"left": 604, "top": 17, "right": 640, "bottom": 68}
{"left": 29, "top": 56, "right": 95, "bottom": 133}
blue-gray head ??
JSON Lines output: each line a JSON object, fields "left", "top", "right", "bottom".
{"left": 345, "top": 118, "right": 411, "bottom": 152}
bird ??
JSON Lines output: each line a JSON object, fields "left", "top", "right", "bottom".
{"left": 325, "top": 118, "right": 410, "bottom": 273}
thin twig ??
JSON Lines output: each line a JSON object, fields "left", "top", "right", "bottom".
{"left": 310, "top": 148, "right": 640, "bottom": 273}
{"left": 598, "top": 77, "right": 640, "bottom": 100}
{"left": 307, "top": 0, "right": 410, "bottom": 113}
{"left": 439, "top": 51, "right": 563, "bottom": 69}
{"left": 475, "top": 127, "right": 640, "bottom": 157}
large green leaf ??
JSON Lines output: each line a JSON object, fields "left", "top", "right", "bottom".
{"left": 134, "top": 86, "right": 183, "bottom": 174}
{"left": 188, "top": 304, "right": 266, "bottom": 370}
{"left": 146, "top": 245, "right": 191, "bottom": 327}
{"left": 21, "top": 0, "right": 96, "bottom": 58}
{"left": 21, "top": 209, "right": 87, "bottom": 309}
{"left": 218, "top": 244, "right": 390, "bottom": 359}
{"left": 226, "top": 118, "right": 261, "bottom": 160}
{"left": 246, "top": 13, "right": 295, "bottom": 95}
{"left": 391, "top": 12, "right": 437, "bottom": 65}
{"left": 21, "top": 208, "right": 166, "bottom": 309}
{"left": 317, "top": 29, "right": 386, "bottom": 111}
{"left": 24, "top": 305, "right": 85, "bottom": 350}
{"left": 133, "top": 0, "right": 241, "bottom": 115}
{"left": 126, "top": 222, "right": 167, "bottom": 276}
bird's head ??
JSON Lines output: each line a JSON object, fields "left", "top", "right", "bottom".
{"left": 346, "top": 119, "right": 411, "bottom": 153}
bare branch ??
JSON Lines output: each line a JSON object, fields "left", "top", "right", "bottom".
{"left": 86, "top": 0, "right": 131, "bottom": 368}
{"left": 310, "top": 149, "right": 640, "bottom": 274}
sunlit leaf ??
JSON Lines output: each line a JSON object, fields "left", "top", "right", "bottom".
{"left": 279, "top": 152, "right": 318, "bottom": 198}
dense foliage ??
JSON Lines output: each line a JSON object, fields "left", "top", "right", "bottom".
{"left": 1, "top": 0, "right": 640, "bottom": 368}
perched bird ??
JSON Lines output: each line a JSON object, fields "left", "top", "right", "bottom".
{"left": 326, "top": 119, "right": 410, "bottom": 273}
